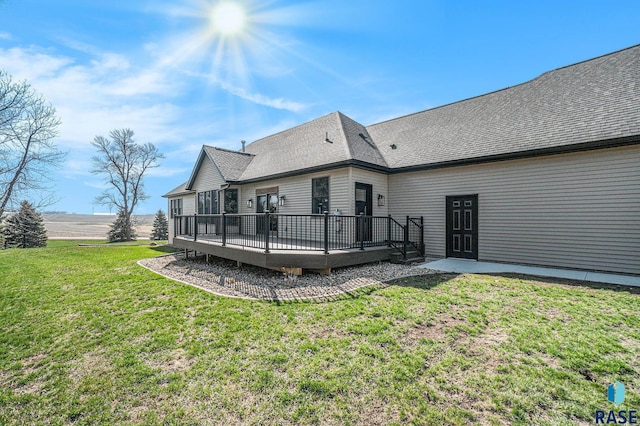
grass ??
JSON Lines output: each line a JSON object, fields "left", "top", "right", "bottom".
{"left": 0, "top": 241, "right": 638, "bottom": 425}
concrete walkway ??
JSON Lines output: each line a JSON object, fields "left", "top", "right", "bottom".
{"left": 419, "top": 259, "right": 640, "bottom": 287}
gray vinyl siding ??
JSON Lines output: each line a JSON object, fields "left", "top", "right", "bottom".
{"left": 167, "top": 156, "right": 222, "bottom": 243}
{"left": 239, "top": 168, "right": 351, "bottom": 215}
{"left": 191, "top": 156, "right": 226, "bottom": 212}
{"left": 237, "top": 168, "right": 351, "bottom": 242}
{"left": 388, "top": 145, "right": 640, "bottom": 275}
{"left": 192, "top": 156, "right": 226, "bottom": 191}
{"left": 350, "top": 168, "right": 389, "bottom": 217}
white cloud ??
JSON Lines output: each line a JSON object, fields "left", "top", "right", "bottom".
{"left": 83, "top": 180, "right": 110, "bottom": 190}
{"left": 0, "top": 45, "right": 192, "bottom": 150}
{"left": 61, "top": 157, "right": 93, "bottom": 178}
{"left": 184, "top": 70, "right": 308, "bottom": 112}
{"left": 0, "top": 32, "right": 11, "bottom": 40}
{"left": 219, "top": 81, "right": 307, "bottom": 112}
{"left": 146, "top": 166, "right": 191, "bottom": 177}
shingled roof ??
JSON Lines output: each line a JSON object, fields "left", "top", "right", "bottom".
{"left": 367, "top": 44, "right": 640, "bottom": 169}
{"left": 173, "top": 44, "right": 640, "bottom": 191}
{"left": 203, "top": 146, "right": 254, "bottom": 181}
{"left": 162, "top": 181, "right": 193, "bottom": 198}
{"left": 238, "top": 111, "right": 387, "bottom": 181}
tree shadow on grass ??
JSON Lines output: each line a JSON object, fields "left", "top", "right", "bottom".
{"left": 487, "top": 272, "right": 640, "bottom": 295}
{"left": 150, "top": 245, "right": 180, "bottom": 254}
{"left": 383, "top": 271, "right": 640, "bottom": 296}
{"left": 383, "top": 273, "right": 461, "bottom": 291}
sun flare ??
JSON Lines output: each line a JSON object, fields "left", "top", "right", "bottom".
{"left": 211, "top": 2, "right": 246, "bottom": 35}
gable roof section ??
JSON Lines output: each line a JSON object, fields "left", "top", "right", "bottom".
{"left": 162, "top": 181, "right": 193, "bottom": 198}
{"left": 239, "top": 111, "right": 386, "bottom": 181}
{"left": 366, "top": 44, "right": 640, "bottom": 170}
{"left": 204, "top": 146, "right": 254, "bottom": 181}
{"left": 185, "top": 146, "right": 254, "bottom": 189}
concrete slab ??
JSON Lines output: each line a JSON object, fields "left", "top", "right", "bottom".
{"left": 512, "top": 265, "right": 589, "bottom": 281}
{"left": 585, "top": 272, "right": 640, "bottom": 287}
{"left": 419, "top": 259, "right": 640, "bottom": 287}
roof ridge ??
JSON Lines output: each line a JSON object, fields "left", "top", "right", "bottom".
{"left": 542, "top": 42, "right": 640, "bottom": 74}
{"left": 247, "top": 111, "right": 337, "bottom": 147}
{"left": 367, "top": 43, "right": 640, "bottom": 129}
{"left": 367, "top": 86, "right": 526, "bottom": 128}
{"left": 337, "top": 111, "right": 389, "bottom": 168}
{"left": 205, "top": 145, "right": 254, "bottom": 156}
{"left": 340, "top": 112, "right": 377, "bottom": 147}
{"left": 336, "top": 111, "right": 354, "bottom": 160}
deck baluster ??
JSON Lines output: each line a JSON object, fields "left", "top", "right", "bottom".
{"left": 222, "top": 212, "right": 227, "bottom": 247}
{"left": 324, "top": 211, "right": 329, "bottom": 254}
{"left": 194, "top": 214, "right": 198, "bottom": 241}
{"left": 403, "top": 216, "right": 409, "bottom": 260}
{"left": 264, "top": 211, "right": 270, "bottom": 253}
{"left": 359, "top": 213, "right": 365, "bottom": 251}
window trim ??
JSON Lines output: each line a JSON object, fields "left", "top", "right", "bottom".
{"left": 197, "top": 190, "right": 220, "bottom": 214}
{"left": 170, "top": 198, "right": 182, "bottom": 218}
{"left": 311, "top": 176, "right": 330, "bottom": 214}
{"left": 224, "top": 188, "right": 239, "bottom": 214}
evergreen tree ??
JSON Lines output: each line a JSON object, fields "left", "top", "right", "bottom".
{"left": 0, "top": 219, "right": 5, "bottom": 250}
{"left": 150, "top": 209, "right": 168, "bottom": 240}
{"left": 108, "top": 209, "right": 137, "bottom": 242}
{"left": 3, "top": 200, "right": 48, "bottom": 248}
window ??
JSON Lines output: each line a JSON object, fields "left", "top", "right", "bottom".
{"left": 224, "top": 189, "right": 238, "bottom": 213}
{"left": 170, "top": 198, "right": 182, "bottom": 218}
{"left": 197, "top": 190, "right": 219, "bottom": 214}
{"left": 312, "top": 177, "right": 329, "bottom": 214}
{"left": 197, "top": 193, "right": 204, "bottom": 214}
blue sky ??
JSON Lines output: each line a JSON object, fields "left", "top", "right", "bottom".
{"left": 1, "top": 0, "right": 638, "bottom": 214}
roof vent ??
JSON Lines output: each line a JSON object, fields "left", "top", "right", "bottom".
{"left": 241, "top": 140, "right": 246, "bottom": 152}
{"left": 390, "top": 144, "right": 397, "bottom": 150}
{"left": 325, "top": 132, "right": 332, "bottom": 143}
{"left": 359, "top": 132, "right": 376, "bottom": 148}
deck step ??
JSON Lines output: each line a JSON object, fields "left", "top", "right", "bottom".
{"left": 389, "top": 249, "right": 424, "bottom": 264}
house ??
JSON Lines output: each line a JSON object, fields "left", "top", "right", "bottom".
{"left": 164, "top": 44, "right": 640, "bottom": 275}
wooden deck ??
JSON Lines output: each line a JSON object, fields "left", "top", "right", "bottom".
{"left": 171, "top": 235, "right": 396, "bottom": 274}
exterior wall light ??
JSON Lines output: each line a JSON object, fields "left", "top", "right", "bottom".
{"left": 246, "top": 199, "right": 253, "bottom": 208}
{"left": 377, "top": 194, "right": 385, "bottom": 206}
{"left": 279, "top": 195, "right": 286, "bottom": 206}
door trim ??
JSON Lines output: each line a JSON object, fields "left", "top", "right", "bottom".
{"left": 446, "top": 194, "right": 478, "bottom": 260}
{"left": 355, "top": 182, "right": 373, "bottom": 242}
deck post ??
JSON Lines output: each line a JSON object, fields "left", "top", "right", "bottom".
{"left": 420, "top": 216, "right": 425, "bottom": 255}
{"left": 403, "top": 216, "right": 409, "bottom": 260}
{"left": 324, "top": 211, "right": 329, "bottom": 254}
{"left": 222, "top": 212, "right": 227, "bottom": 247}
{"left": 194, "top": 214, "right": 198, "bottom": 241}
{"left": 264, "top": 211, "right": 270, "bottom": 253}
{"left": 359, "top": 213, "right": 365, "bottom": 251}
{"left": 387, "top": 215, "right": 392, "bottom": 247}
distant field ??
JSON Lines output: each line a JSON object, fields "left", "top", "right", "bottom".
{"left": 42, "top": 214, "right": 155, "bottom": 239}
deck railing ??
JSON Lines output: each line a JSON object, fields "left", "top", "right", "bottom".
{"left": 174, "top": 212, "right": 424, "bottom": 259}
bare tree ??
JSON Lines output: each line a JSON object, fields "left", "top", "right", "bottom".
{"left": 0, "top": 70, "right": 65, "bottom": 217}
{"left": 91, "top": 129, "right": 163, "bottom": 241}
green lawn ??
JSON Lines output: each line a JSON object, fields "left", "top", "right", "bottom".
{"left": 0, "top": 241, "right": 638, "bottom": 425}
